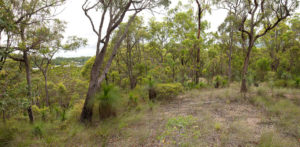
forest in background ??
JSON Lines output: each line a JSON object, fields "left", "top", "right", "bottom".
{"left": 0, "top": 0, "right": 300, "bottom": 146}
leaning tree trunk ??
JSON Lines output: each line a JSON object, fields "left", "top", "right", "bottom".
{"left": 241, "top": 43, "right": 253, "bottom": 93}
{"left": 80, "top": 54, "right": 104, "bottom": 123}
{"left": 24, "top": 51, "right": 34, "bottom": 123}
{"left": 80, "top": 9, "right": 139, "bottom": 123}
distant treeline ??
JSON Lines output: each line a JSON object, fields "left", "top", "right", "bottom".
{"left": 52, "top": 56, "right": 91, "bottom": 65}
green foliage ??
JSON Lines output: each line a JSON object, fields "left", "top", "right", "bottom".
{"left": 213, "top": 75, "right": 228, "bottom": 88}
{"left": 166, "top": 115, "right": 197, "bottom": 129}
{"left": 295, "top": 77, "right": 300, "bottom": 88}
{"left": 273, "top": 79, "right": 298, "bottom": 88}
{"left": 128, "top": 92, "right": 138, "bottom": 107}
{"left": 257, "top": 87, "right": 267, "bottom": 96}
{"left": 66, "top": 100, "right": 84, "bottom": 122}
{"left": 214, "top": 122, "right": 222, "bottom": 131}
{"left": 155, "top": 83, "right": 184, "bottom": 100}
{"left": 184, "top": 81, "right": 208, "bottom": 90}
{"left": 32, "top": 124, "right": 43, "bottom": 137}
{"left": 32, "top": 105, "right": 49, "bottom": 121}
{"left": 52, "top": 57, "right": 90, "bottom": 66}
{"left": 81, "top": 56, "right": 95, "bottom": 79}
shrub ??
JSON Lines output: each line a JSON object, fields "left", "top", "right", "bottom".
{"left": 274, "top": 79, "right": 299, "bottom": 88}
{"left": 66, "top": 100, "right": 84, "bottom": 122}
{"left": 32, "top": 105, "right": 49, "bottom": 121}
{"left": 32, "top": 124, "right": 43, "bottom": 137}
{"left": 196, "top": 81, "right": 207, "bottom": 89}
{"left": 155, "top": 83, "right": 184, "bottom": 100}
{"left": 213, "top": 75, "right": 228, "bottom": 88}
{"left": 95, "top": 84, "right": 121, "bottom": 119}
{"left": 214, "top": 122, "right": 222, "bottom": 131}
{"left": 257, "top": 87, "right": 267, "bottom": 96}
{"left": 184, "top": 81, "right": 208, "bottom": 90}
{"left": 295, "top": 77, "right": 300, "bottom": 88}
{"left": 274, "top": 80, "right": 288, "bottom": 87}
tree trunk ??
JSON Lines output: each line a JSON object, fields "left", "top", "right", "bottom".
{"left": 80, "top": 10, "right": 139, "bottom": 123}
{"left": 80, "top": 53, "right": 104, "bottom": 123}
{"left": 228, "top": 28, "right": 233, "bottom": 82}
{"left": 24, "top": 51, "right": 34, "bottom": 123}
{"left": 195, "top": 1, "right": 202, "bottom": 84}
{"left": 2, "top": 110, "right": 5, "bottom": 123}
{"left": 241, "top": 44, "right": 253, "bottom": 93}
{"left": 43, "top": 72, "right": 50, "bottom": 106}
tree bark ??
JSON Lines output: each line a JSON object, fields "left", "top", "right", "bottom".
{"left": 24, "top": 51, "right": 34, "bottom": 123}
{"left": 2, "top": 110, "right": 5, "bottom": 123}
{"left": 241, "top": 42, "right": 253, "bottom": 93}
{"left": 228, "top": 26, "right": 233, "bottom": 82}
{"left": 195, "top": 0, "right": 204, "bottom": 84}
{"left": 43, "top": 71, "right": 50, "bottom": 106}
{"left": 80, "top": 56, "right": 103, "bottom": 123}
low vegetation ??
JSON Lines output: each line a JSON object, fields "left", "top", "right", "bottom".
{"left": 0, "top": 0, "right": 299, "bottom": 146}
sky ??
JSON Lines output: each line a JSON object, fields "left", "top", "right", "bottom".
{"left": 55, "top": 0, "right": 228, "bottom": 58}
{"left": 54, "top": 0, "right": 298, "bottom": 58}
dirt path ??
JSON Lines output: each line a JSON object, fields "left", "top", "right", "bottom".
{"left": 108, "top": 89, "right": 295, "bottom": 147}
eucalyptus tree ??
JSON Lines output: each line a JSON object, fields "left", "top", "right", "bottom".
{"left": 80, "top": 0, "right": 170, "bottom": 123}
{"left": 221, "top": 0, "right": 299, "bottom": 92}
{"left": 194, "top": 0, "right": 211, "bottom": 84}
{"left": 117, "top": 16, "right": 147, "bottom": 89}
{"left": 33, "top": 20, "right": 87, "bottom": 107}
{"left": 166, "top": 4, "right": 198, "bottom": 82}
{"left": 0, "top": 0, "right": 66, "bottom": 123}
{"left": 148, "top": 18, "right": 169, "bottom": 63}
{"left": 218, "top": 12, "right": 240, "bottom": 82}
{"left": 0, "top": 1, "right": 14, "bottom": 71}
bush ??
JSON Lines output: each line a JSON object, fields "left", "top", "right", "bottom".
{"left": 155, "top": 83, "right": 184, "bottom": 100}
{"left": 196, "top": 81, "right": 208, "bottom": 89}
{"left": 66, "top": 100, "right": 84, "bottom": 122}
{"left": 32, "top": 124, "right": 43, "bottom": 137}
{"left": 295, "top": 77, "right": 300, "bottom": 88}
{"left": 184, "top": 81, "right": 208, "bottom": 90}
{"left": 213, "top": 75, "right": 228, "bottom": 88}
{"left": 32, "top": 105, "right": 49, "bottom": 121}
{"left": 274, "top": 79, "right": 299, "bottom": 88}
{"left": 257, "top": 87, "right": 267, "bottom": 96}
{"left": 274, "top": 80, "right": 288, "bottom": 87}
